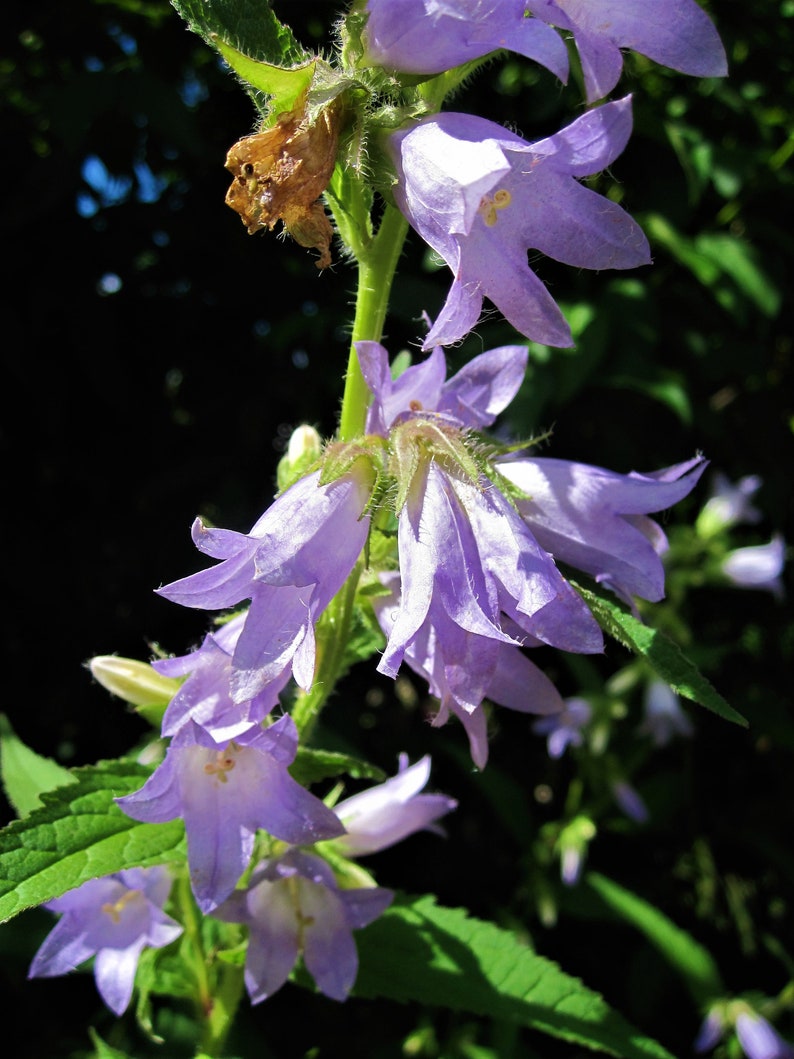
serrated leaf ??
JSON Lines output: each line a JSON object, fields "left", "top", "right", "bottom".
{"left": 0, "top": 714, "right": 76, "bottom": 817}
{"left": 584, "top": 872, "right": 723, "bottom": 1008}
{"left": 291, "top": 747, "right": 386, "bottom": 787}
{"left": 0, "top": 761, "right": 184, "bottom": 924}
{"left": 353, "top": 894, "right": 675, "bottom": 1059}
{"left": 572, "top": 580, "right": 747, "bottom": 727}
{"left": 171, "top": 0, "right": 308, "bottom": 67}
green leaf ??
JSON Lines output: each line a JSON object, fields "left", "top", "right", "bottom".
{"left": 572, "top": 580, "right": 747, "bottom": 727}
{"left": 170, "top": 0, "right": 308, "bottom": 67}
{"left": 584, "top": 872, "right": 723, "bottom": 1008}
{"left": 170, "top": 0, "right": 321, "bottom": 122}
{"left": 87, "top": 1029, "right": 135, "bottom": 1059}
{"left": 0, "top": 714, "right": 76, "bottom": 817}
{"left": 354, "top": 893, "right": 675, "bottom": 1059}
{"left": 211, "top": 38, "right": 316, "bottom": 120}
{"left": 291, "top": 747, "right": 386, "bottom": 787}
{"left": 0, "top": 761, "right": 185, "bottom": 924}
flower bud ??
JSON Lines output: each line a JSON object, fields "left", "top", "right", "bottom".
{"left": 277, "top": 424, "right": 323, "bottom": 491}
{"left": 89, "top": 655, "right": 181, "bottom": 725}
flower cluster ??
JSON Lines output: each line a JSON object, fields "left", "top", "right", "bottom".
{"left": 24, "top": 0, "right": 738, "bottom": 1033}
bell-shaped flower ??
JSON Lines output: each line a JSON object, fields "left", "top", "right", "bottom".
{"left": 29, "top": 866, "right": 182, "bottom": 1015}
{"left": 696, "top": 1007, "right": 794, "bottom": 1059}
{"left": 362, "top": 0, "right": 569, "bottom": 82}
{"left": 116, "top": 717, "right": 344, "bottom": 913}
{"left": 697, "top": 472, "right": 763, "bottom": 538}
{"left": 636, "top": 679, "right": 693, "bottom": 746}
{"left": 533, "top": 696, "right": 592, "bottom": 758}
{"left": 356, "top": 339, "right": 528, "bottom": 435}
{"left": 157, "top": 467, "right": 373, "bottom": 701}
{"left": 721, "top": 535, "right": 786, "bottom": 598}
{"left": 389, "top": 98, "right": 650, "bottom": 349}
{"left": 333, "top": 753, "right": 456, "bottom": 856}
{"left": 735, "top": 1013, "right": 794, "bottom": 1059}
{"left": 525, "top": 0, "right": 727, "bottom": 103}
{"left": 215, "top": 850, "right": 393, "bottom": 1002}
{"left": 497, "top": 454, "right": 708, "bottom": 604}
{"left": 374, "top": 570, "right": 572, "bottom": 768}
{"left": 156, "top": 613, "right": 290, "bottom": 743}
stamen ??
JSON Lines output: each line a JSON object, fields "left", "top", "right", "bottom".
{"left": 203, "top": 744, "right": 239, "bottom": 783}
{"left": 101, "top": 889, "right": 141, "bottom": 924}
{"left": 478, "top": 187, "right": 512, "bottom": 227}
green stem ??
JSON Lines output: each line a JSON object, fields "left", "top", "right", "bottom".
{"left": 292, "top": 555, "right": 365, "bottom": 739}
{"left": 338, "top": 204, "right": 409, "bottom": 442}
{"left": 177, "top": 872, "right": 244, "bottom": 1058}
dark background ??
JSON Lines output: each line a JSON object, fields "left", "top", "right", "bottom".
{"left": 2, "top": 2, "right": 792, "bottom": 1057}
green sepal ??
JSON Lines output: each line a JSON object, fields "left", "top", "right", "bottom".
{"left": 571, "top": 579, "right": 747, "bottom": 727}
{"left": 0, "top": 714, "right": 76, "bottom": 818}
{"left": 0, "top": 760, "right": 185, "bottom": 924}
{"left": 352, "top": 892, "right": 676, "bottom": 1059}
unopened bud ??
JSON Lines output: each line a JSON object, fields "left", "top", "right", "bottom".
{"left": 89, "top": 656, "right": 181, "bottom": 725}
{"left": 277, "top": 424, "right": 323, "bottom": 490}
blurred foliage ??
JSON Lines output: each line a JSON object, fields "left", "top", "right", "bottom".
{"left": 1, "top": 0, "right": 792, "bottom": 1057}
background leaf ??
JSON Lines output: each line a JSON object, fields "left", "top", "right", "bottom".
{"left": 0, "top": 714, "right": 76, "bottom": 817}
{"left": 572, "top": 581, "right": 747, "bottom": 727}
{"left": 584, "top": 872, "right": 723, "bottom": 1008}
{"left": 354, "top": 893, "right": 675, "bottom": 1059}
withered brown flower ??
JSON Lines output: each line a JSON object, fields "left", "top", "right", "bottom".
{"left": 225, "top": 100, "right": 341, "bottom": 269}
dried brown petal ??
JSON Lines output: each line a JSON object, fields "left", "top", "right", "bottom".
{"left": 224, "top": 100, "right": 341, "bottom": 269}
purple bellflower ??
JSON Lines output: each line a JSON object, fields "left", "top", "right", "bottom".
{"left": 611, "top": 779, "right": 649, "bottom": 824}
{"left": 389, "top": 97, "right": 650, "bottom": 349}
{"left": 374, "top": 575, "right": 569, "bottom": 767}
{"left": 697, "top": 472, "right": 763, "bottom": 536}
{"left": 362, "top": 0, "right": 570, "bottom": 82}
{"left": 333, "top": 753, "right": 457, "bottom": 856}
{"left": 722, "top": 535, "right": 786, "bottom": 598}
{"left": 157, "top": 468, "right": 372, "bottom": 702}
{"left": 29, "top": 866, "right": 182, "bottom": 1015}
{"left": 525, "top": 0, "right": 727, "bottom": 103}
{"left": 117, "top": 716, "right": 344, "bottom": 913}
{"left": 533, "top": 696, "right": 591, "bottom": 758}
{"left": 637, "top": 678, "right": 693, "bottom": 746}
{"left": 696, "top": 1009, "right": 794, "bottom": 1059}
{"left": 157, "top": 613, "right": 290, "bottom": 743}
{"left": 357, "top": 339, "right": 529, "bottom": 436}
{"left": 359, "top": 339, "right": 600, "bottom": 765}
{"left": 735, "top": 1013, "right": 794, "bottom": 1059}
{"left": 497, "top": 454, "right": 708, "bottom": 605}
{"left": 216, "top": 849, "right": 393, "bottom": 1002}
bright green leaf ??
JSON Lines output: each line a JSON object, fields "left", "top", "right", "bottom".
{"left": 354, "top": 893, "right": 676, "bottom": 1059}
{"left": 211, "top": 38, "right": 316, "bottom": 119}
{"left": 571, "top": 581, "right": 747, "bottom": 727}
{"left": 585, "top": 872, "right": 723, "bottom": 1008}
{"left": 0, "top": 762, "right": 185, "bottom": 924}
{"left": 170, "top": 0, "right": 308, "bottom": 66}
{"left": 0, "top": 714, "right": 76, "bottom": 817}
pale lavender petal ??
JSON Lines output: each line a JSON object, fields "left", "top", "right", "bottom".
{"left": 722, "top": 536, "right": 786, "bottom": 596}
{"left": 364, "top": 0, "right": 569, "bottom": 81}
{"left": 694, "top": 1010, "right": 725, "bottom": 1053}
{"left": 735, "top": 1013, "right": 794, "bottom": 1059}
{"left": 240, "top": 879, "right": 300, "bottom": 1003}
{"left": 437, "top": 344, "right": 528, "bottom": 427}
{"left": 94, "top": 943, "right": 144, "bottom": 1015}
{"left": 339, "top": 887, "right": 395, "bottom": 930}
{"left": 528, "top": 0, "right": 727, "bottom": 101}
{"left": 335, "top": 755, "right": 456, "bottom": 856}
{"left": 299, "top": 881, "right": 358, "bottom": 1001}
